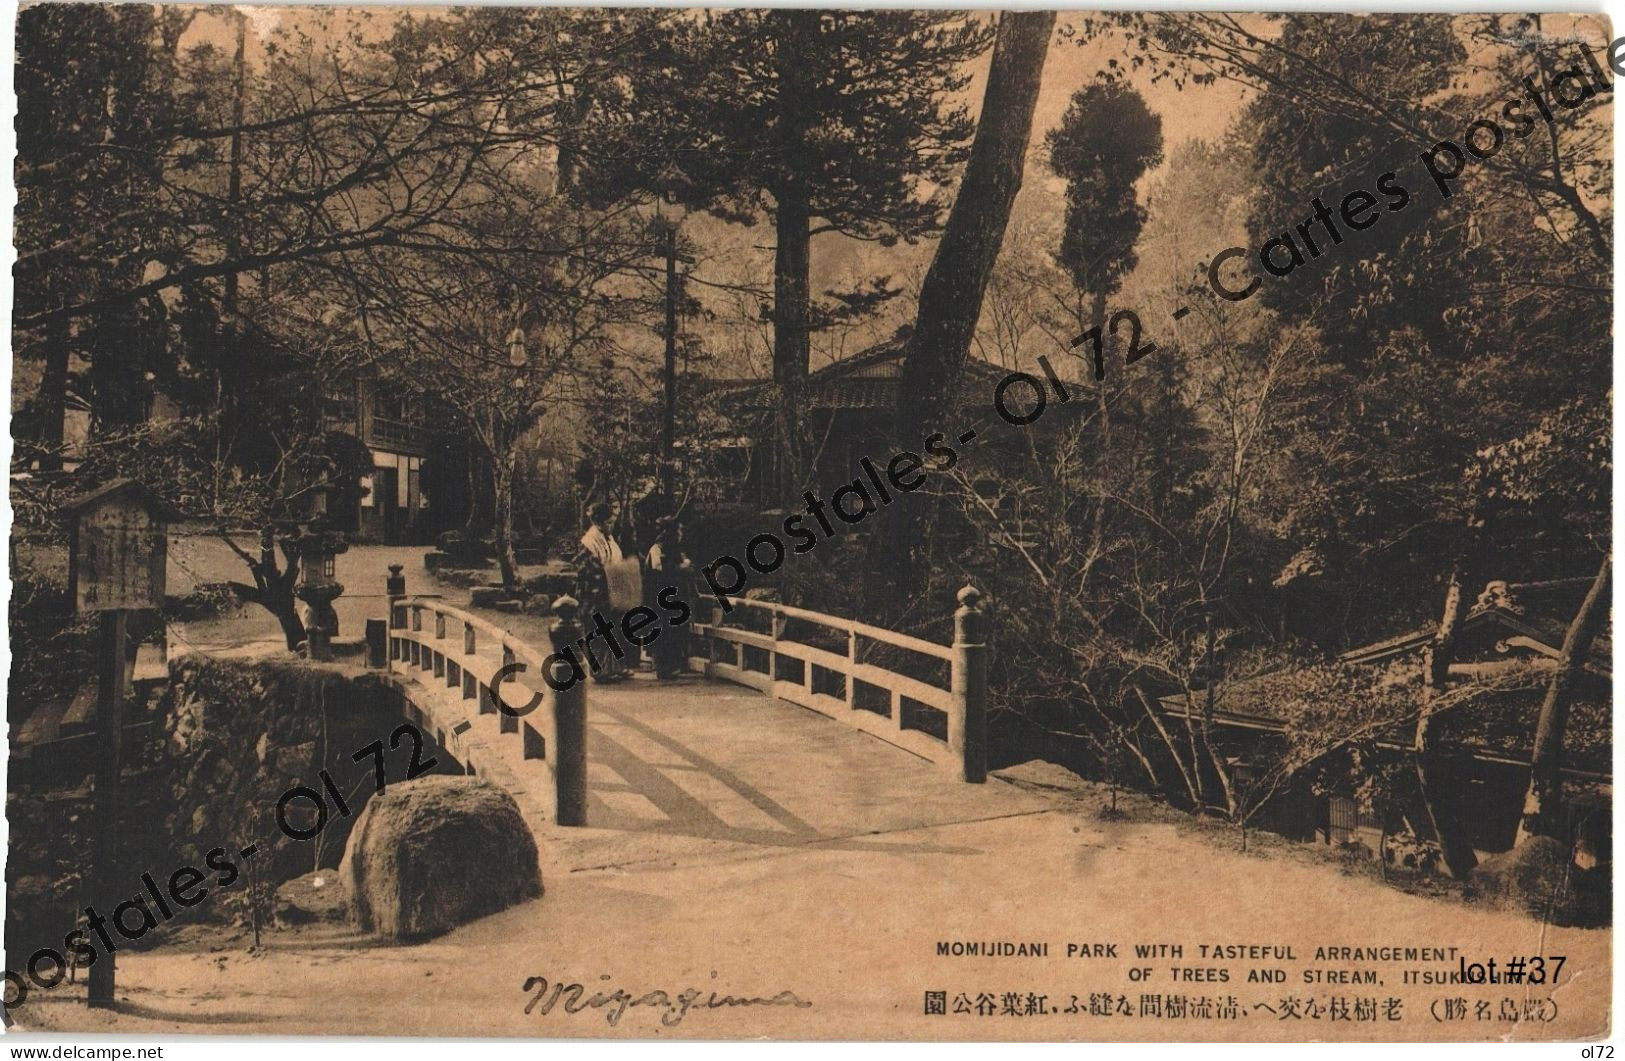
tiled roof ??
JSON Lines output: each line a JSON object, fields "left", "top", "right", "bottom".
{"left": 719, "top": 336, "right": 1014, "bottom": 411}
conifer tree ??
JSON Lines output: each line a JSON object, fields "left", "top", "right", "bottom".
{"left": 576, "top": 12, "right": 994, "bottom": 495}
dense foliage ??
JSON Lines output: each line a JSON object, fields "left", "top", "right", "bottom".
{"left": 10, "top": 10, "right": 1609, "bottom": 869}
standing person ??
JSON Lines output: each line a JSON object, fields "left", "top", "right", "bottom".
{"left": 646, "top": 516, "right": 692, "bottom": 680}
{"left": 575, "top": 502, "right": 629, "bottom": 681}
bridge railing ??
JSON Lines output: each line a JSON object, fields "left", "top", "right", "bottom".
{"left": 386, "top": 592, "right": 588, "bottom": 825}
{"left": 690, "top": 584, "right": 988, "bottom": 782}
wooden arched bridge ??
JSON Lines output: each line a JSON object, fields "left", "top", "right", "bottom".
{"left": 375, "top": 584, "right": 1030, "bottom": 859}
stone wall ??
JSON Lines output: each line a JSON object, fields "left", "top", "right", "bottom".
{"left": 160, "top": 655, "right": 421, "bottom": 886}
{"left": 6, "top": 653, "right": 454, "bottom": 964}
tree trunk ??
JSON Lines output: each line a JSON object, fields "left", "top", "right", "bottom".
{"left": 462, "top": 448, "right": 488, "bottom": 536}
{"left": 268, "top": 592, "right": 307, "bottom": 652}
{"left": 218, "top": 11, "right": 246, "bottom": 465}
{"left": 1182, "top": 691, "right": 1207, "bottom": 809}
{"left": 1133, "top": 686, "right": 1201, "bottom": 808}
{"left": 1516, "top": 553, "right": 1611, "bottom": 845}
{"left": 554, "top": 67, "right": 591, "bottom": 194}
{"left": 769, "top": 9, "right": 817, "bottom": 500}
{"left": 35, "top": 316, "right": 70, "bottom": 471}
{"left": 493, "top": 448, "right": 521, "bottom": 593}
{"left": 88, "top": 294, "right": 147, "bottom": 432}
{"left": 1081, "top": 288, "right": 1109, "bottom": 585}
{"left": 1406, "top": 306, "right": 1475, "bottom": 878}
{"left": 772, "top": 193, "right": 810, "bottom": 499}
{"left": 230, "top": 538, "right": 307, "bottom": 651}
{"left": 1411, "top": 565, "right": 1479, "bottom": 879}
{"left": 877, "top": 11, "right": 1055, "bottom": 577}
{"left": 1200, "top": 616, "right": 1237, "bottom": 816}
{"left": 259, "top": 530, "right": 306, "bottom": 651}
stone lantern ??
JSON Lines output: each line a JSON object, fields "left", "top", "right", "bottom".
{"left": 293, "top": 513, "right": 349, "bottom": 660}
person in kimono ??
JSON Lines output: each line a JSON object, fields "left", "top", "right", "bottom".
{"left": 574, "top": 502, "right": 628, "bottom": 681}
{"left": 645, "top": 516, "right": 693, "bottom": 679}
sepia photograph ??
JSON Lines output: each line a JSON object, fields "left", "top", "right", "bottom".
{"left": 3, "top": 3, "right": 1615, "bottom": 1044}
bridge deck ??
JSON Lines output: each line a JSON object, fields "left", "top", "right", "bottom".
{"left": 551, "top": 673, "right": 1049, "bottom": 871}
{"left": 401, "top": 662, "right": 1049, "bottom": 874}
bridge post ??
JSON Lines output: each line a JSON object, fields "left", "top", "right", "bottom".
{"left": 845, "top": 629, "right": 858, "bottom": 710}
{"left": 386, "top": 565, "right": 407, "bottom": 667}
{"left": 950, "top": 585, "right": 988, "bottom": 783}
{"left": 498, "top": 642, "right": 518, "bottom": 733}
{"left": 387, "top": 564, "right": 406, "bottom": 621}
{"left": 550, "top": 596, "right": 589, "bottom": 827}
{"left": 365, "top": 619, "right": 388, "bottom": 669}
{"left": 768, "top": 607, "right": 785, "bottom": 682}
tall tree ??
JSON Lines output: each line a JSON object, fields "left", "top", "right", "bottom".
{"left": 1043, "top": 83, "right": 1162, "bottom": 587}
{"left": 1104, "top": 13, "right": 1610, "bottom": 264}
{"left": 1045, "top": 84, "right": 1162, "bottom": 322}
{"left": 14, "top": 5, "right": 626, "bottom": 433}
{"left": 308, "top": 190, "right": 644, "bottom": 592}
{"left": 1473, "top": 392, "right": 1612, "bottom": 847}
{"left": 14, "top": 4, "right": 197, "bottom": 435}
{"left": 1156, "top": 13, "right": 1610, "bottom": 870}
{"left": 12, "top": 6, "right": 660, "bottom": 643}
{"left": 878, "top": 11, "right": 1057, "bottom": 584}
{"left": 575, "top": 11, "right": 994, "bottom": 496}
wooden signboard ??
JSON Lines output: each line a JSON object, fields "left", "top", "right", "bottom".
{"left": 66, "top": 479, "right": 178, "bottom": 613}
{"left": 62, "top": 479, "right": 179, "bottom": 1008}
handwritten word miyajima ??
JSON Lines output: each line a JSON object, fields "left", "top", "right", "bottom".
{"left": 5, "top": 5, "right": 1613, "bottom": 1050}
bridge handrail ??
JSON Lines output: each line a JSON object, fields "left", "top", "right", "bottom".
{"left": 401, "top": 595, "right": 548, "bottom": 669}
{"left": 384, "top": 588, "right": 589, "bottom": 826}
{"left": 719, "top": 596, "right": 955, "bottom": 663}
{"left": 693, "top": 585, "right": 988, "bottom": 782}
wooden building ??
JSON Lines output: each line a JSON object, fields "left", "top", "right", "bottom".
{"left": 320, "top": 375, "right": 455, "bottom": 544}
{"left": 708, "top": 331, "right": 1078, "bottom": 551}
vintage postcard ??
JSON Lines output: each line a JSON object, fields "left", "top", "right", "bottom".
{"left": 5, "top": 5, "right": 1614, "bottom": 1043}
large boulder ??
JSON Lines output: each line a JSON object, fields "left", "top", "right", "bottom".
{"left": 274, "top": 870, "right": 350, "bottom": 927}
{"left": 339, "top": 776, "right": 542, "bottom": 940}
{"left": 1470, "top": 836, "right": 1573, "bottom": 918}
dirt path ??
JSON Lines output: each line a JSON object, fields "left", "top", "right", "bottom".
{"left": 14, "top": 780, "right": 1607, "bottom": 1041}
